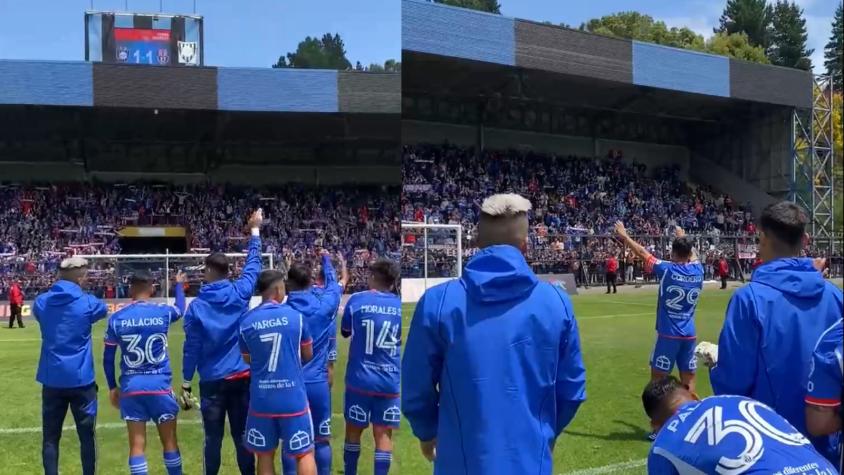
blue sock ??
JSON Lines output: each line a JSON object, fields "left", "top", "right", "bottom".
{"left": 129, "top": 455, "right": 148, "bottom": 475}
{"left": 343, "top": 442, "right": 361, "bottom": 475}
{"left": 374, "top": 449, "right": 392, "bottom": 475}
{"left": 315, "top": 441, "right": 332, "bottom": 475}
{"left": 163, "top": 450, "right": 182, "bottom": 475}
{"left": 281, "top": 453, "right": 297, "bottom": 475}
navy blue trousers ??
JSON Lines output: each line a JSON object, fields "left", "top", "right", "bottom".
{"left": 199, "top": 377, "right": 255, "bottom": 475}
{"left": 42, "top": 383, "right": 98, "bottom": 475}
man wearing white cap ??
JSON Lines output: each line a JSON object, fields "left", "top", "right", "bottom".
{"left": 34, "top": 256, "right": 109, "bottom": 475}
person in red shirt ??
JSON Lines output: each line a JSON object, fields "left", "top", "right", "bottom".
{"left": 605, "top": 254, "right": 619, "bottom": 294}
{"left": 718, "top": 256, "right": 730, "bottom": 290}
{"left": 7, "top": 281, "right": 24, "bottom": 328}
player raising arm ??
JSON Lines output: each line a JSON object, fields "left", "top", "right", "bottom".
{"left": 280, "top": 252, "right": 344, "bottom": 475}
{"left": 103, "top": 271, "right": 187, "bottom": 475}
{"left": 239, "top": 270, "right": 317, "bottom": 475}
{"left": 615, "top": 221, "right": 703, "bottom": 440}
{"left": 340, "top": 259, "right": 401, "bottom": 475}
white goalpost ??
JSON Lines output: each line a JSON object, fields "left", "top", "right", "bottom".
{"left": 400, "top": 222, "right": 463, "bottom": 302}
{"left": 78, "top": 252, "right": 274, "bottom": 300}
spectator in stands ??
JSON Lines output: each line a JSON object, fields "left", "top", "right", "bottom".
{"left": 0, "top": 183, "right": 399, "bottom": 297}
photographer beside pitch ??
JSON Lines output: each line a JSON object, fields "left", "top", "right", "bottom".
{"left": 702, "top": 202, "right": 843, "bottom": 465}
{"left": 402, "top": 193, "right": 586, "bottom": 475}
{"left": 34, "top": 256, "right": 108, "bottom": 475}
{"left": 181, "top": 209, "right": 264, "bottom": 475}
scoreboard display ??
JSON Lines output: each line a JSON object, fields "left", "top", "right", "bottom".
{"left": 85, "top": 12, "right": 204, "bottom": 67}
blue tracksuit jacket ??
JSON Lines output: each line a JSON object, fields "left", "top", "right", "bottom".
{"left": 710, "top": 257, "right": 843, "bottom": 459}
{"left": 182, "top": 235, "right": 261, "bottom": 382}
{"left": 402, "top": 244, "right": 586, "bottom": 475}
{"left": 34, "top": 280, "right": 109, "bottom": 388}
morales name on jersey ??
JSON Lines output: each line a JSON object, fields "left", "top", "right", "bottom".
{"left": 342, "top": 290, "right": 402, "bottom": 397}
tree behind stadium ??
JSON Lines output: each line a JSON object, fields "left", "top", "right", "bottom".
{"left": 769, "top": 0, "right": 813, "bottom": 71}
{"left": 272, "top": 33, "right": 352, "bottom": 70}
{"left": 824, "top": 3, "right": 843, "bottom": 91}
{"left": 435, "top": 0, "right": 500, "bottom": 14}
{"left": 716, "top": 0, "right": 773, "bottom": 50}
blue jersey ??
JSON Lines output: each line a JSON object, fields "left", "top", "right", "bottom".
{"left": 104, "top": 300, "right": 183, "bottom": 395}
{"left": 342, "top": 290, "right": 402, "bottom": 396}
{"left": 647, "top": 256, "right": 704, "bottom": 338}
{"left": 649, "top": 395, "right": 837, "bottom": 474}
{"left": 806, "top": 318, "right": 843, "bottom": 466}
{"left": 239, "top": 301, "right": 312, "bottom": 416}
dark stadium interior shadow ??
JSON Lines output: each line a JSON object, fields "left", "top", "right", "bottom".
{"left": 565, "top": 420, "right": 650, "bottom": 442}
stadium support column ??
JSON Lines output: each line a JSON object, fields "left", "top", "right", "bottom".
{"left": 790, "top": 74, "right": 835, "bottom": 239}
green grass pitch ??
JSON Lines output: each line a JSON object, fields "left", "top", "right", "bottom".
{"left": 0, "top": 286, "right": 736, "bottom": 474}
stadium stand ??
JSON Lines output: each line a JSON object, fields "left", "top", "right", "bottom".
{"left": 401, "top": 144, "right": 842, "bottom": 282}
{"left": 0, "top": 183, "right": 399, "bottom": 299}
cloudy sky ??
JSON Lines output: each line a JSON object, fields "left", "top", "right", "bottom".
{"left": 502, "top": 0, "right": 839, "bottom": 73}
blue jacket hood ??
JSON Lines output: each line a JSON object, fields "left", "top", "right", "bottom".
{"left": 198, "top": 279, "right": 242, "bottom": 308}
{"left": 461, "top": 245, "right": 539, "bottom": 303}
{"left": 751, "top": 258, "right": 825, "bottom": 298}
{"left": 42, "top": 280, "right": 86, "bottom": 306}
{"left": 286, "top": 290, "right": 320, "bottom": 316}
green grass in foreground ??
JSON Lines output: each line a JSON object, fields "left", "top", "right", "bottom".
{"left": 0, "top": 286, "right": 738, "bottom": 474}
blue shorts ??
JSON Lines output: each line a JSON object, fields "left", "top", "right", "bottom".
{"left": 120, "top": 391, "right": 179, "bottom": 424}
{"left": 344, "top": 389, "right": 401, "bottom": 429}
{"left": 245, "top": 411, "right": 314, "bottom": 456}
{"left": 306, "top": 381, "right": 332, "bottom": 442}
{"left": 650, "top": 335, "right": 697, "bottom": 373}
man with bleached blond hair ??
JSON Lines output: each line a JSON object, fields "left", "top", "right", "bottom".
{"left": 402, "top": 193, "right": 586, "bottom": 475}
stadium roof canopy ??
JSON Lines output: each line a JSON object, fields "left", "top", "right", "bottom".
{"left": 0, "top": 60, "right": 399, "bottom": 114}
{"left": 402, "top": 0, "right": 813, "bottom": 117}
{"left": 0, "top": 60, "right": 399, "bottom": 174}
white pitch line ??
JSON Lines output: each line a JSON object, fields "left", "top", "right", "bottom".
{"left": 0, "top": 414, "right": 346, "bottom": 435}
{"left": 598, "top": 300, "right": 654, "bottom": 307}
{"left": 563, "top": 458, "right": 647, "bottom": 475}
{"left": 579, "top": 312, "right": 652, "bottom": 321}
{"left": 0, "top": 338, "right": 40, "bottom": 342}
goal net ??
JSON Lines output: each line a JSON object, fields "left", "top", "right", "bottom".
{"left": 78, "top": 252, "right": 274, "bottom": 301}
{"left": 400, "top": 222, "right": 463, "bottom": 302}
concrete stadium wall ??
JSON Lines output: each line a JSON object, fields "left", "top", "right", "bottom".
{"left": 0, "top": 163, "right": 397, "bottom": 186}
{"left": 404, "top": 120, "right": 690, "bottom": 179}
{"left": 689, "top": 155, "right": 776, "bottom": 214}
{"left": 692, "top": 107, "right": 792, "bottom": 200}
{"left": 401, "top": 278, "right": 454, "bottom": 303}
{"left": 0, "top": 162, "right": 87, "bottom": 182}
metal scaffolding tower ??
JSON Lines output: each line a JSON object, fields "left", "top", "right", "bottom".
{"left": 791, "top": 74, "right": 835, "bottom": 238}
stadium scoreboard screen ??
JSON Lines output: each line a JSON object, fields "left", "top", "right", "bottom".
{"left": 85, "top": 12, "right": 203, "bottom": 66}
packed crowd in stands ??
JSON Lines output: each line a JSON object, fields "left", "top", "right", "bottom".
{"left": 0, "top": 183, "right": 400, "bottom": 299}
{"left": 401, "top": 143, "right": 842, "bottom": 281}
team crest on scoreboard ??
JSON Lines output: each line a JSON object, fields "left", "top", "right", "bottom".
{"left": 157, "top": 48, "right": 170, "bottom": 65}
{"left": 177, "top": 41, "right": 198, "bottom": 66}
{"left": 117, "top": 46, "right": 129, "bottom": 63}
